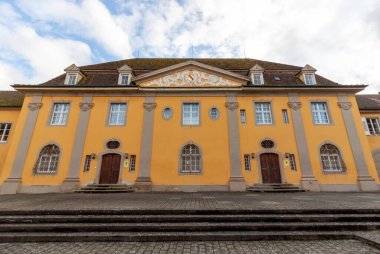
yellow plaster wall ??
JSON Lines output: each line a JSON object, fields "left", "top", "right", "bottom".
{"left": 238, "top": 96, "right": 301, "bottom": 185}
{"left": 79, "top": 96, "right": 145, "bottom": 185}
{"left": 150, "top": 97, "right": 231, "bottom": 186}
{"left": 0, "top": 108, "right": 21, "bottom": 176}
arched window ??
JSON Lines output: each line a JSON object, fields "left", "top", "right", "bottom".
{"left": 33, "top": 144, "right": 60, "bottom": 174}
{"left": 180, "top": 144, "right": 201, "bottom": 174}
{"left": 320, "top": 144, "right": 346, "bottom": 173}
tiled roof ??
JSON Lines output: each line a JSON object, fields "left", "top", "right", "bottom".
{"left": 356, "top": 94, "right": 380, "bottom": 110}
{"left": 0, "top": 91, "right": 24, "bottom": 107}
{"left": 37, "top": 58, "right": 339, "bottom": 87}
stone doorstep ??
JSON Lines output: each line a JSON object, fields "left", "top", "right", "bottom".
{"left": 0, "top": 231, "right": 370, "bottom": 243}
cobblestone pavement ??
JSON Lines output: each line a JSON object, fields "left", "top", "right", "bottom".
{"left": 0, "top": 192, "right": 379, "bottom": 211}
{"left": 0, "top": 240, "right": 378, "bottom": 254}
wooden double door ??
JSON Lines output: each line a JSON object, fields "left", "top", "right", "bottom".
{"left": 260, "top": 153, "right": 281, "bottom": 184}
{"left": 99, "top": 153, "right": 121, "bottom": 184}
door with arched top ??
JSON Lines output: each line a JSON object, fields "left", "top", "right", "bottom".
{"left": 99, "top": 153, "right": 121, "bottom": 184}
{"left": 260, "top": 153, "right": 281, "bottom": 183}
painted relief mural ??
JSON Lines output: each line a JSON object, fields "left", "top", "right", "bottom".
{"left": 140, "top": 69, "right": 242, "bottom": 87}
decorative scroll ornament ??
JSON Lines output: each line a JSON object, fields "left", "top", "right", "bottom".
{"left": 288, "top": 102, "right": 302, "bottom": 111}
{"left": 28, "top": 102, "right": 43, "bottom": 111}
{"left": 143, "top": 102, "right": 157, "bottom": 111}
{"left": 142, "top": 69, "right": 240, "bottom": 87}
{"left": 337, "top": 102, "right": 352, "bottom": 110}
{"left": 79, "top": 102, "right": 94, "bottom": 111}
{"left": 225, "top": 102, "right": 239, "bottom": 111}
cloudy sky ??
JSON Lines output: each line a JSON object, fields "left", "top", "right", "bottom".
{"left": 0, "top": 0, "right": 379, "bottom": 93}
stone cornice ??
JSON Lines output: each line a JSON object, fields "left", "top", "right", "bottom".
{"left": 143, "top": 102, "right": 157, "bottom": 111}
{"left": 337, "top": 102, "right": 352, "bottom": 110}
{"left": 79, "top": 102, "right": 94, "bottom": 111}
{"left": 225, "top": 102, "right": 239, "bottom": 111}
{"left": 288, "top": 102, "right": 302, "bottom": 111}
{"left": 28, "top": 102, "right": 42, "bottom": 111}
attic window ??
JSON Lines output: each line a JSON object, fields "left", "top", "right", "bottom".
{"left": 252, "top": 74, "right": 263, "bottom": 85}
{"left": 118, "top": 74, "right": 130, "bottom": 85}
{"left": 304, "top": 74, "right": 316, "bottom": 85}
{"left": 65, "top": 74, "right": 77, "bottom": 85}
{"left": 274, "top": 76, "right": 281, "bottom": 81}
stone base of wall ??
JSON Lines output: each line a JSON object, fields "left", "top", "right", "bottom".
{"left": 151, "top": 185, "right": 229, "bottom": 192}
{"left": 19, "top": 185, "right": 61, "bottom": 194}
{"left": 319, "top": 184, "right": 360, "bottom": 192}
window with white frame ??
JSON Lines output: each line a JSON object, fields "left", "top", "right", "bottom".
{"left": 33, "top": 144, "right": 60, "bottom": 174}
{"left": 209, "top": 107, "right": 219, "bottom": 120}
{"left": 182, "top": 103, "right": 200, "bottom": 125}
{"left": 320, "top": 144, "right": 346, "bottom": 173}
{"left": 289, "top": 154, "right": 297, "bottom": 171}
{"left": 252, "top": 74, "right": 263, "bottom": 85}
{"left": 0, "top": 123, "right": 11, "bottom": 143}
{"left": 311, "top": 102, "right": 330, "bottom": 124}
{"left": 66, "top": 74, "right": 77, "bottom": 85}
{"left": 108, "top": 103, "right": 127, "bottom": 125}
{"left": 50, "top": 103, "right": 70, "bottom": 126}
{"left": 244, "top": 154, "right": 251, "bottom": 171}
{"left": 129, "top": 155, "right": 136, "bottom": 172}
{"left": 282, "top": 109, "right": 289, "bottom": 124}
{"left": 304, "top": 74, "right": 316, "bottom": 85}
{"left": 83, "top": 155, "right": 91, "bottom": 172}
{"left": 366, "top": 118, "right": 380, "bottom": 135}
{"left": 255, "top": 102, "right": 272, "bottom": 124}
{"left": 240, "top": 109, "right": 247, "bottom": 124}
{"left": 180, "top": 144, "right": 201, "bottom": 174}
{"left": 118, "top": 74, "right": 130, "bottom": 85}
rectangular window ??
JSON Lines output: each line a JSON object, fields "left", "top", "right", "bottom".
{"left": 129, "top": 155, "right": 136, "bottom": 172}
{"left": 83, "top": 155, "right": 91, "bottom": 172}
{"left": 252, "top": 74, "right": 262, "bottom": 85}
{"left": 311, "top": 102, "right": 330, "bottom": 124}
{"left": 67, "top": 74, "right": 77, "bottom": 85}
{"left": 0, "top": 123, "right": 12, "bottom": 143}
{"left": 289, "top": 154, "right": 297, "bottom": 171}
{"left": 240, "top": 109, "right": 247, "bottom": 124}
{"left": 366, "top": 118, "right": 380, "bottom": 135}
{"left": 119, "top": 74, "right": 129, "bottom": 85}
{"left": 282, "top": 109, "right": 289, "bottom": 124}
{"left": 304, "top": 74, "right": 315, "bottom": 85}
{"left": 50, "top": 103, "right": 70, "bottom": 126}
{"left": 255, "top": 102, "right": 272, "bottom": 124}
{"left": 108, "top": 103, "right": 127, "bottom": 125}
{"left": 182, "top": 103, "right": 200, "bottom": 125}
{"left": 244, "top": 154, "right": 251, "bottom": 171}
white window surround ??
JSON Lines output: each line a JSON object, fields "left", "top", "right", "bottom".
{"left": 118, "top": 73, "right": 131, "bottom": 85}
{"left": 251, "top": 73, "right": 264, "bottom": 85}
{"left": 304, "top": 73, "right": 316, "bottom": 85}
{"left": 50, "top": 103, "right": 70, "bottom": 126}
{"left": 282, "top": 109, "right": 289, "bottom": 124}
{"left": 240, "top": 110, "right": 247, "bottom": 124}
{"left": 65, "top": 73, "right": 78, "bottom": 85}
{"left": 182, "top": 103, "right": 200, "bottom": 125}
{"left": 364, "top": 117, "right": 380, "bottom": 135}
{"left": 311, "top": 102, "right": 330, "bottom": 124}
{"left": 255, "top": 102, "right": 272, "bottom": 125}
{"left": 108, "top": 103, "right": 127, "bottom": 126}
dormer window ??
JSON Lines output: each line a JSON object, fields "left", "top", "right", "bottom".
{"left": 252, "top": 74, "right": 263, "bottom": 85}
{"left": 66, "top": 74, "right": 77, "bottom": 85}
{"left": 304, "top": 73, "right": 316, "bottom": 85}
{"left": 118, "top": 74, "right": 130, "bottom": 85}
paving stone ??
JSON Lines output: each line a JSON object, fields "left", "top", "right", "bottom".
{"left": 0, "top": 240, "right": 378, "bottom": 254}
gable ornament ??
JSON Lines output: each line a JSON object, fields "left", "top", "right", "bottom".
{"left": 225, "top": 102, "right": 239, "bottom": 111}
{"left": 143, "top": 102, "right": 157, "bottom": 112}
{"left": 288, "top": 102, "right": 302, "bottom": 111}
{"left": 337, "top": 102, "right": 352, "bottom": 110}
{"left": 28, "top": 102, "right": 43, "bottom": 111}
{"left": 79, "top": 102, "right": 94, "bottom": 111}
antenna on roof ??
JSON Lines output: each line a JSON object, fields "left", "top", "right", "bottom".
{"left": 244, "top": 46, "right": 246, "bottom": 59}
{"left": 137, "top": 39, "right": 141, "bottom": 58}
{"left": 191, "top": 41, "right": 194, "bottom": 59}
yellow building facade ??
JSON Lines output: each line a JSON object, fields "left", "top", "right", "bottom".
{"left": 0, "top": 59, "right": 379, "bottom": 194}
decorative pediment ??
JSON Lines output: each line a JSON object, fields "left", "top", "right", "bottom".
{"left": 302, "top": 64, "right": 317, "bottom": 73}
{"left": 117, "top": 64, "right": 132, "bottom": 72}
{"left": 249, "top": 64, "right": 264, "bottom": 73}
{"left": 64, "top": 64, "right": 80, "bottom": 72}
{"left": 135, "top": 61, "right": 249, "bottom": 88}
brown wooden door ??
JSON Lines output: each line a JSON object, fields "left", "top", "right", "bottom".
{"left": 99, "top": 153, "right": 121, "bottom": 184}
{"left": 260, "top": 153, "right": 281, "bottom": 183}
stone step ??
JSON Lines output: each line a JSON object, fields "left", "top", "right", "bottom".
{"left": 0, "top": 222, "right": 378, "bottom": 232}
{"left": 75, "top": 184, "right": 134, "bottom": 193}
{"left": 0, "top": 214, "right": 379, "bottom": 224}
{"left": 74, "top": 190, "right": 133, "bottom": 193}
{"left": 246, "top": 188, "right": 305, "bottom": 192}
{"left": 0, "top": 231, "right": 357, "bottom": 242}
{"left": 0, "top": 209, "right": 379, "bottom": 216}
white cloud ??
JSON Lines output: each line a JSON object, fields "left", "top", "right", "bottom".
{"left": 0, "top": 0, "right": 379, "bottom": 94}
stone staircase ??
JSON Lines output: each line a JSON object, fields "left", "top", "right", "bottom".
{"left": 0, "top": 209, "right": 378, "bottom": 242}
{"left": 74, "top": 184, "right": 134, "bottom": 193}
{"left": 247, "top": 183, "right": 305, "bottom": 192}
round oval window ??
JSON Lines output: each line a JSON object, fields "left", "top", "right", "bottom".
{"left": 210, "top": 107, "right": 219, "bottom": 120}
{"left": 106, "top": 140, "right": 120, "bottom": 150}
{"left": 163, "top": 107, "right": 173, "bottom": 120}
